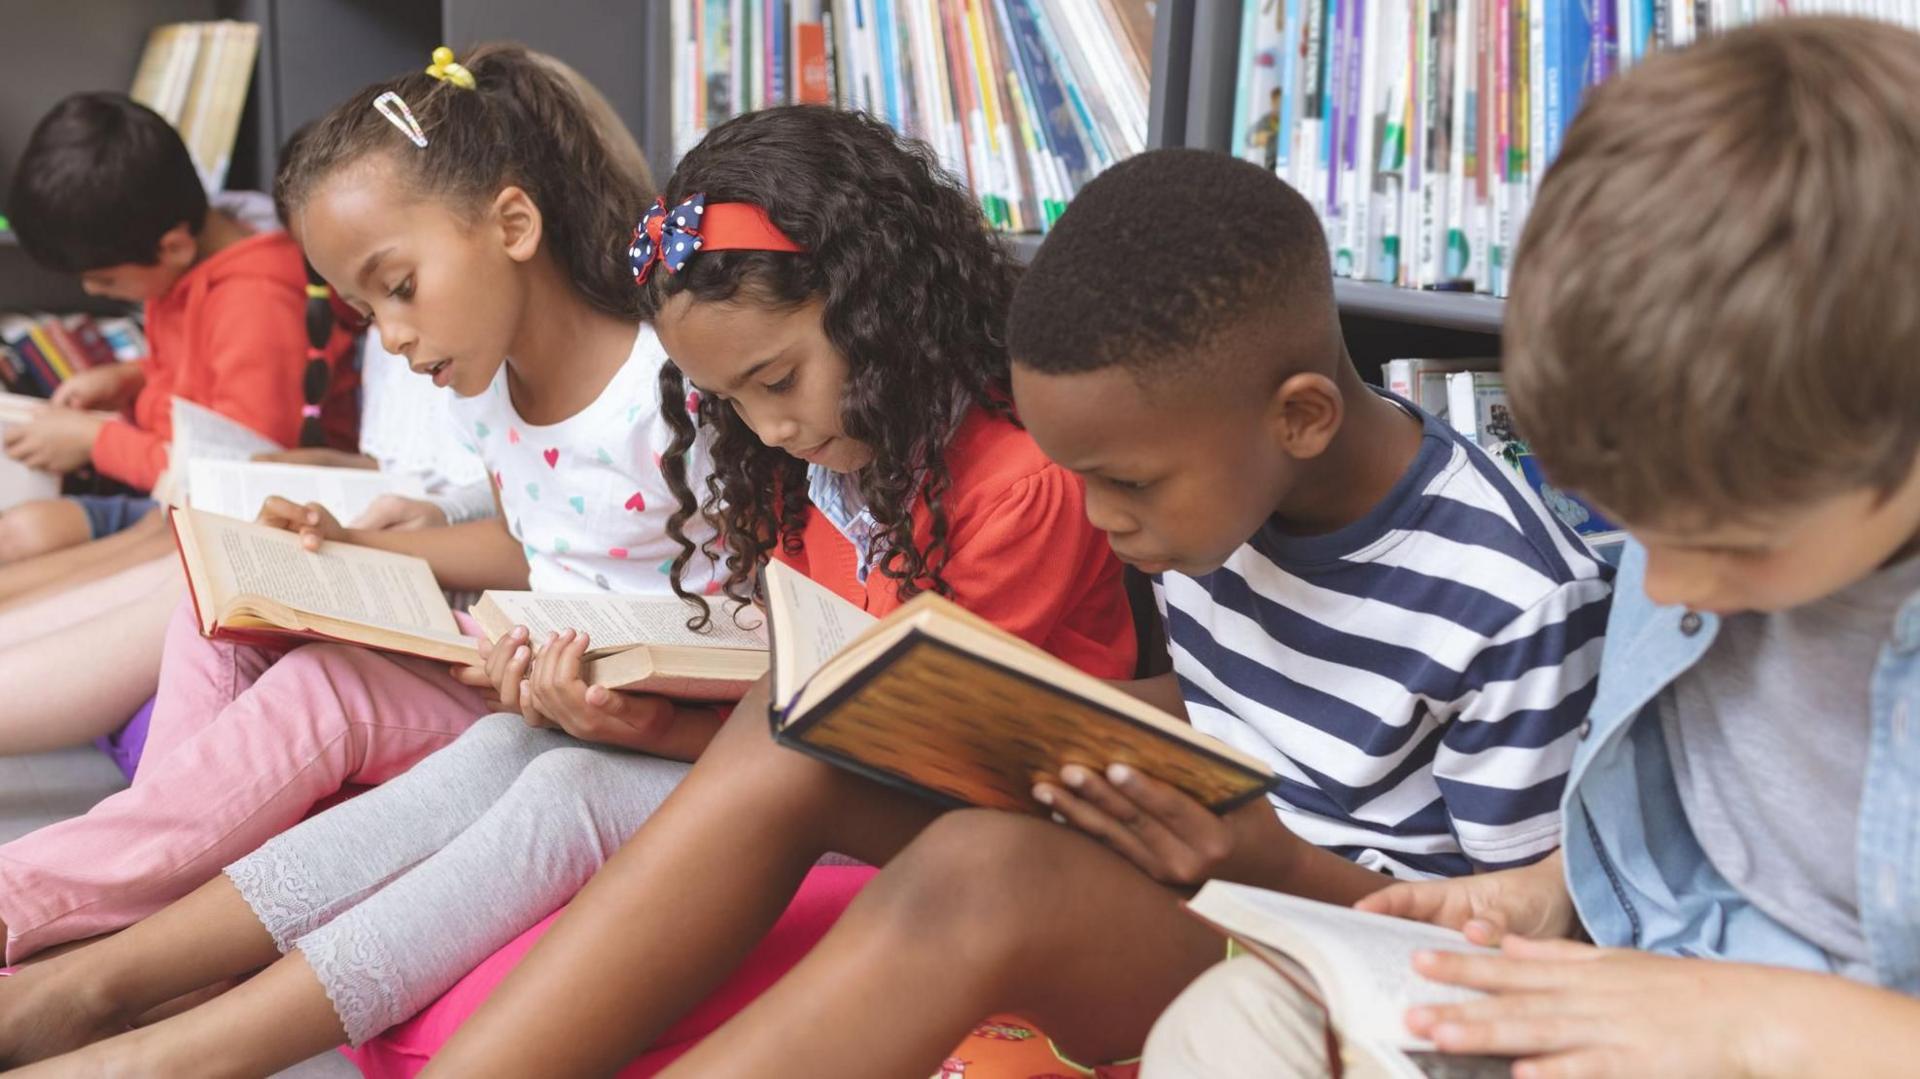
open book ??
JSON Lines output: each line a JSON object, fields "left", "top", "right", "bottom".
{"left": 171, "top": 506, "right": 478, "bottom": 665}
{"left": 762, "top": 559, "right": 1278, "bottom": 813}
{"left": 186, "top": 458, "right": 427, "bottom": 524}
{"left": 1186, "top": 881, "right": 1506, "bottom": 1079}
{"left": 155, "top": 397, "right": 283, "bottom": 506}
{"left": 0, "top": 391, "right": 117, "bottom": 425}
{"left": 470, "top": 591, "right": 768, "bottom": 702}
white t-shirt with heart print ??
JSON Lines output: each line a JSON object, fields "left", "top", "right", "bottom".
{"left": 447, "top": 324, "right": 723, "bottom": 597}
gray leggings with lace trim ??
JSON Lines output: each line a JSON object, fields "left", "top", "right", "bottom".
{"left": 225, "top": 712, "right": 691, "bottom": 1044}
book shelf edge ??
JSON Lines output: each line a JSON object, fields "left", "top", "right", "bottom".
{"left": 1333, "top": 278, "right": 1506, "bottom": 334}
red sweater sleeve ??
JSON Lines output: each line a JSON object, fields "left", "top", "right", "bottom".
{"left": 939, "top": 465, "right": 1136, "bottom": 679}
{"left": 91, "top": 277, "right": 309, "bottom": 490}
{"left": 91, "top": 416, "right": 169, "bottom": 491}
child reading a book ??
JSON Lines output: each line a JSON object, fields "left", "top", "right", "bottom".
{"left": 1141, "top": 19, "right": 1920, "bottom": 1077}
{"left": 0, "top": 52, "right": 637, "bottom": 759}
{"left": 342, "top": 152, "right": 1612, "bottom": 1078}
{"left": 0, "top": 43, "right": 718, "bottom": 970}
{"left": 0, "top": 92, "right": 359, "bottom": 562}
{"left": 0, "top": 105, "right": 1138, "bottom": 1075}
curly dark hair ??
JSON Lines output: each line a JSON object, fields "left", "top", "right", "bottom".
{"left": 644, "top": 106, "right": 1019, "bottom": 619}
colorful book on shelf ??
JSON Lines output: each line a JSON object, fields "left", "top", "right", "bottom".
{"left": 130, "top": 21, "right": 259, "bottom": 192}
{"left": 171, "top": 506, "right": 479, "bottom": 665}
{"left": 762, "top": 558, "right": 1278, "bottom": 814}
{"left": 470, "top": 591, "right": 769, "bottom": 701}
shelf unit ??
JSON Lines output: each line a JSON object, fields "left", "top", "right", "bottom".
{"left": 1158, "top": 0, "right": 1505, "bottom": 364}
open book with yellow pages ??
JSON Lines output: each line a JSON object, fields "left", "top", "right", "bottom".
{"left": 762, "top": 558, "right": 1278, "bottom": 813}
{"left": 469, "top": 591, "right": 768, "bottom": 702}
{"left": 170, "top": 506, "right": 478, "bottom": 665}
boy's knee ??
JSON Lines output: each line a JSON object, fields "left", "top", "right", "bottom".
{"left": 1141, "top": 956, "right": 1331, "bottom": 1079}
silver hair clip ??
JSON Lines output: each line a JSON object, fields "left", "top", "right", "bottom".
{"left": 373, "top": 91, "right": 428, "bottom": 148}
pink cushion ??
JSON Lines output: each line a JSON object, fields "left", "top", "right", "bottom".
{"left": 341, "top": 865, "right": 877, "bottom": 1077}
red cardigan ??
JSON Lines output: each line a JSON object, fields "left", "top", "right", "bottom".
{"left": 771, "top": 407, "right": 1135, "bottom": 680}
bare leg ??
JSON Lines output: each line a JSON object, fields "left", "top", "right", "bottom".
{"left": 659, "top": 810, "right": 1225, "bottom": 1078}
{"left": 9, "top": 951, "right": 344, "bottom": 1079}
{"left": 0, "top": 498, "right": 92, "bottom": 566}
{"left": 0, "top": 551, "right": 176, "bottom": 639}
{"left": 0, "top": 558, "right": 178, "bottom": 754}
{"left": 424, "top": 690, "right": 942, "bottom": 1078}
{"left": 0, "top": 876, "right": 276, "bottom": 1066}
{"left": 0, "top": 507, "right": 168, "bottom": 608}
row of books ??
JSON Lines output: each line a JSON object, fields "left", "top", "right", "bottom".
{"left": 129, "top": 20, "right": 261, "bottom": 193}
{"left": 1385, "top": 357, "right": 1623, "bottom": 547}
{"left": 0, "top": 313, "right": 145, "bottom": 399}
{"left": 1233, "top": 0, "right": 1920, "bottom": 297}
{"left": 668, "top": 0, "right": 1154, "bottom": 231}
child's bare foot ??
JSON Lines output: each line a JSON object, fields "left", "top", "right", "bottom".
{"left": 0, "top": 963, "right": 131, "bottom": 1066}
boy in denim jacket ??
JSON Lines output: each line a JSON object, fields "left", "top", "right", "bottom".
{"left": 1144, "top": 17, "right": 1920, "bottom": 1077}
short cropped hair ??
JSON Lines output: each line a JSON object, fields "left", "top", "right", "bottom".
{"left": 1010, "top": 148, "right": 1333, "bottom": 388}
{"left": 1505, "top": 18, "right": 1920, "bottom": 525}
{"left": 6, "top": 92, "right": 208, "bottom": 272}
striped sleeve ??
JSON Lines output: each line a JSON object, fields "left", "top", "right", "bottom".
{"left": 1434, "top": 574, "right": 1611, "bottom": 868}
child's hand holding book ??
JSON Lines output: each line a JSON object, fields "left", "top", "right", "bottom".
{"left": 256, "top": 495, "right": 349, "bottom": 551}
{"left": 2, "top": 406, "right": 107, "bottom": 473}
{"left": 517, "top": 629, "right": 683, "bottom": 751}
{"left": 50, "top": 361, "right": 142, "bottom": 412}
{"left": 1034, "top": 761, "right": 1311, "bottom": 890}
{"left": 1356, "top": 851, "right": 1578, "bottom": 948}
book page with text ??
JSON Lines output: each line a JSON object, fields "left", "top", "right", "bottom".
{"left": 171, "top": 397, "right": 283, "bottom": 471}
{"left": 1189, "top": 882, "right": 1493, "bottom": 1050}
{"left": 187, "top": 509, "right": 459, "bottom": 638}
{"left": 188, "top": 460, "right": 426, "bottom": 525}
{"left": 480, "top": 592, "right": 766, "bottom": 652}
{"left": 764, "top": 559, "right": 877, "bottom": 709}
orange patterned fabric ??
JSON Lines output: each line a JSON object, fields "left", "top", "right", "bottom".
{"left": 932, "top": 1016, "right": 1140, "bottom": 1079}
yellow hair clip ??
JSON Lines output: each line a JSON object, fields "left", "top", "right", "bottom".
{"left": 425, "top": 46, "right": 476, "bottom": 90}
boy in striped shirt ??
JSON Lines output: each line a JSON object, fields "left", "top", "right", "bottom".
{"left": 617, "top": 148, "right": 1612, "bottom": 1076}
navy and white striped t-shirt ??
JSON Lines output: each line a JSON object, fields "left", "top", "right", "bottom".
{"left": 1157, "top": 399, "right": 1612, "bottom": 879}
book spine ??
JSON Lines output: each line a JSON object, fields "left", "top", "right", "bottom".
{"left": 1347, "top": 0, "right": 1380, "bottom": 279}
{"left": 1369, "top": 0, "right": 1408, "bottom": 284}
{"left": 1400, "top": 0, "right": 1425, "bottom": 287}
{"left": 1278, "top": 0, "right": 1303, "bottom": 176}
{"left": 1232, "top": 0, "right": 1261, "bottom": 162}
{"left": 1384, "top": 358, "right": 1416, "bottom": 399}
{"left": 1301, "top": 0, "right": 1329, "bottom": 223}
{"left": 1491, "top": 0, "right": 1511, "bottom": 294}
{"left": 1447, "top": 0, "right": 1473, "bottom": 284}
{"left": 1471, "top": 0, "right": 1495, "bottom": 292}
{"left": 1416, "top": 0, "right": 1451, "bottom": 288}
{"left": 1324, "top": 0, "right": 1349, "bottom": 254}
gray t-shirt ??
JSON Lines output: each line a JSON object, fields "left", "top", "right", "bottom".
{"left": 1661, "top": 554, "right": 1920, "bottom": 979}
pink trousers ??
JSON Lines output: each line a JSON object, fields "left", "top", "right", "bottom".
{"left": 0, "top": 598, "right": 485, "bottom": 962}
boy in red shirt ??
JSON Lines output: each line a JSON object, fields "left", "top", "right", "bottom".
{"left": 0, "top": 92, "right": 356, "bottom": 561}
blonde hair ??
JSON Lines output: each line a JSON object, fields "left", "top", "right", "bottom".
{"left": 1506, "top": 17, "right": 1920, "bottom": 525}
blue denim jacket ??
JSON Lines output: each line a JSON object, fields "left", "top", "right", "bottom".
{"left": 1561, "top": 541, "right": 1920, "bottom": 991}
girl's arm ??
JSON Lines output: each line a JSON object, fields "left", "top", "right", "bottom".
{"left": 258, "top": 494, "right": 530, "bottom": 593}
